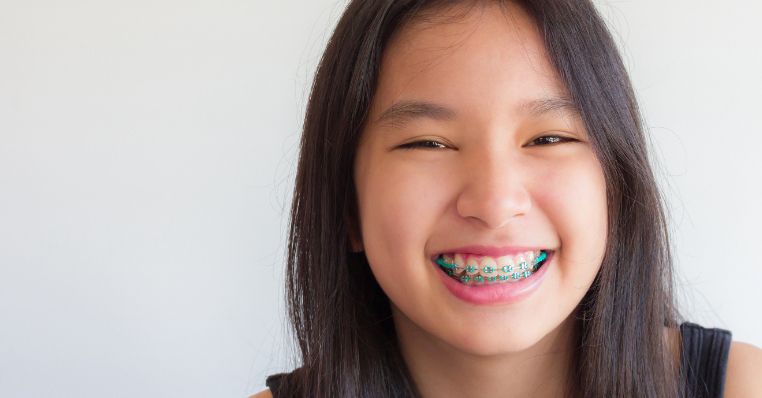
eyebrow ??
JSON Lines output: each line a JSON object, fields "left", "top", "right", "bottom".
{"left": 375, "top": 96, "right": 579, "bottom": 129}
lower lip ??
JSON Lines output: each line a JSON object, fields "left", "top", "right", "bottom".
{"left": 432, "top": 251, "right": 554, "bottom": 306}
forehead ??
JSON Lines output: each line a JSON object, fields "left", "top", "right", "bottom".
{"left": 369, "top": 3, "right": 570, "bottom": 125}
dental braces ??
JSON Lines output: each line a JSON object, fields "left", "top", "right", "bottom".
{"left": 436, "top": 250, "right": 548, "bottom": 281}
{"left": 454, "top": 271, "right": 535, "bottom": 283}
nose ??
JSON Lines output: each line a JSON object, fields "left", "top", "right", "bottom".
{"left": 455, "top": 150, "right": 532, "bottom": 230}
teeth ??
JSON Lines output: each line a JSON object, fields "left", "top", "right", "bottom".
{"left": 437, "top": 250, "right": 548, "bottom": 285}
{"left": 442, "top": 253, "right": 455, "bottom": 265}
{"left": 496, "top": 255, "right": 515, "bottom": 275}
{"left": 465, "top": 256, "right": 480, "bottom": 275}
{"left": 454, "top": 253, "right": 467, "bottom": 271}
{"left": 516, "top": 254, "right": 528, "bottom": 271}
{"left": 479, "top": 256, "right": 497, "bottom": 274}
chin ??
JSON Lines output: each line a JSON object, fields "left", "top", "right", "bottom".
{"left": 444, "top": 325, "right": 546, "bottom": 357}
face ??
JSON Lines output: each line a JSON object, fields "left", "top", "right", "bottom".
{"left": 351, "top": 3, "right": 608, "bottom": 356}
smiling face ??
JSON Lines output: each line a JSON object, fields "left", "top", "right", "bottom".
{"left": 351, "top": 3, "right": 608, "bottom": 356}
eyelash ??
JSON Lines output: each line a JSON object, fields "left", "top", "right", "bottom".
{"left": 398, "top": 135, "right": 577, "bottom": 150}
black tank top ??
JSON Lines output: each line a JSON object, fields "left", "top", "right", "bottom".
{"left": 680, "top": 321, "right": 733, "bottom": 398}
{"left": 266, "top": 321, "right": 732, "bottom": 397}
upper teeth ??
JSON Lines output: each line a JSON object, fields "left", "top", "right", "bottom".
{"left": 441, "top": 250, "right": 542, "bottom": 275}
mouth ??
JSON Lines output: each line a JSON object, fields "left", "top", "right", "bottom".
{"left": 432, "top": 249, "right": 553, "bottom": 285}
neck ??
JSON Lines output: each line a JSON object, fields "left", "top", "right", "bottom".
{"left": 393, "top": 307, "right": 577, "bottom": 398}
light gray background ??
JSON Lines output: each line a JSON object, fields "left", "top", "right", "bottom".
{"left": 1, "top": 1, "right": 760, "bottom": 397}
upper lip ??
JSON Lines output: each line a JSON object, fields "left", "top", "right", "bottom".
{"left": 432, "top": 245, "right": 551, "bottom": 259}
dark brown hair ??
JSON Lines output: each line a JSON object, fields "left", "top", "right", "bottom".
{"left": 282, "top": 0, "right": 686, "bottom": 396}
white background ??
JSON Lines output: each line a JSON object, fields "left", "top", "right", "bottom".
{"left": 1, "top": 1, "right": 760, "bottom": 397}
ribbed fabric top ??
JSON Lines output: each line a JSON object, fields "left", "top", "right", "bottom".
{"left": 680, "top": 321, "right": 733, "bottom": 398}
{"left": 266, "top": 321, "right": 733, "bottom": 397}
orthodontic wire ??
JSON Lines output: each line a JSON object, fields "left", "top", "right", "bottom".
{"left": 436, "top": 250, "right": 548, "bottom": 276}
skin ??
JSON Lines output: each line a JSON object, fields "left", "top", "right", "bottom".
{"left": 252, "top": 3, "right": 762, "bottom": 398}
{"left": 351, "top": 3, "right": 606, "bottom": 397}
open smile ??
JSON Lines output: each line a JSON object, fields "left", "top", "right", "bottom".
{"left": 434, "top": 250, "right": 551, "bottom": 285}
{"left": 430, "top": 250, "right": 555, "bottom": 305}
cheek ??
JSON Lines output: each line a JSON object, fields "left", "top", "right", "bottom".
{"left": 536, "top": 155, "right": 607, "bottom": 265}
{"left": 356, "top": 159, "right": 445, "bottom": 272}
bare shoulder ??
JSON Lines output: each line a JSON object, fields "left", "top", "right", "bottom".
{"left": 725, "top": 340, "right": 762, "bottom": 397}
{"left": 248, "top": 389, "right": 273, "bottom": 398}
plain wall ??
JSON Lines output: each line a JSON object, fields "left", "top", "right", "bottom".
{"left": 0, "top": 1, "right": 759, "bottom": 397}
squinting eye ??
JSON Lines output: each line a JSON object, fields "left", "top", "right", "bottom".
{"left": 397, "top": 140, "right": 448, "bottom": 150}
{"left": 528, "top": 135, "right": 578, "bottom": 146}
{"left": 398, "top": 135, "right": 578, "bottom": 150}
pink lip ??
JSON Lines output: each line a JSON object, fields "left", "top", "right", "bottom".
{"left": 431, "top": 250, "right": 554, "bottom": 305}
{"left": 431, "top": 245, "right": 547, "bottom": 259}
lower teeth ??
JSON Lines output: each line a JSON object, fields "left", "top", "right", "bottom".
{"left": 445, "top": 270, "right": 534, "bottom": 284}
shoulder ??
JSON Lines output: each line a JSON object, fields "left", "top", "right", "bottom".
{"left": 724, "top": 340, "right": 762, "bottom": 397}
{"left": 248, "top": 389, "right": 273, "bottom": 398}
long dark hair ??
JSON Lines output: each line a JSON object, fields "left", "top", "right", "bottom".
{"left": 282, "top": 0, "right": 685, "bottom": 396}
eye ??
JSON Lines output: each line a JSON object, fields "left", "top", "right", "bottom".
{"left": 397, "top": 140, "right": 449, "bottom": 150}
{"left": 527, "top": 135, "right": 578, "bottom": 146}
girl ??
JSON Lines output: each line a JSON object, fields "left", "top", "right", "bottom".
{"left": 254, "top": 0, "right": 762, "bottom": 396}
